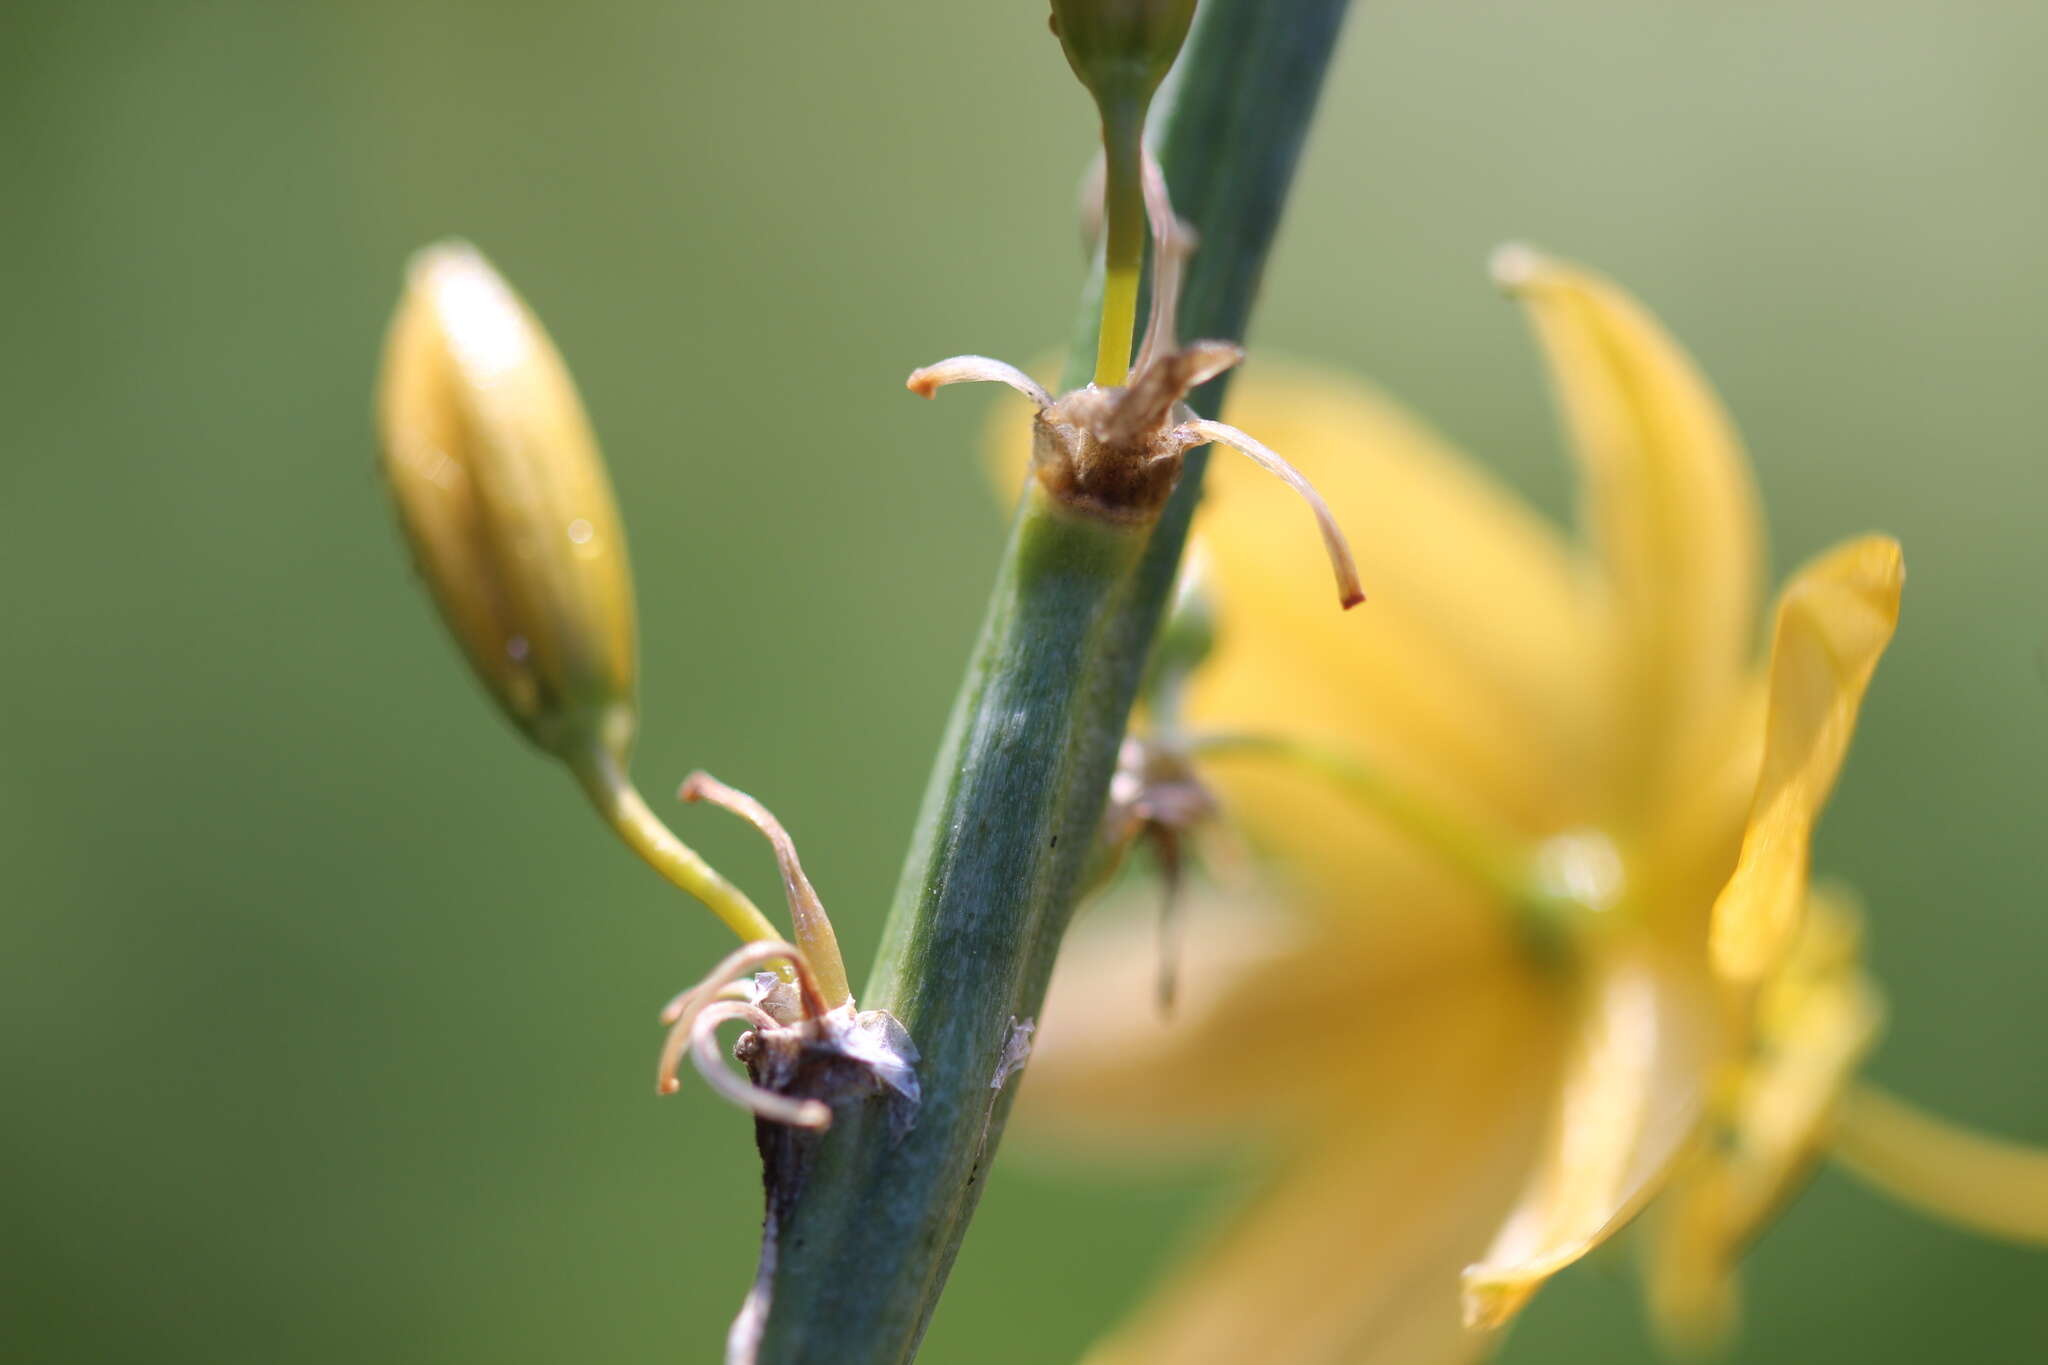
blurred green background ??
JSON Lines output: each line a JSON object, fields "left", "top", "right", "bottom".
{"left": 4, "top": 1, "right": 2043, "bottom": 1360}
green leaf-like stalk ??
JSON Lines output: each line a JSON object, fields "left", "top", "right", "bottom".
{"left": 744, "top": 4, "right": 1354, "bottom": 1360}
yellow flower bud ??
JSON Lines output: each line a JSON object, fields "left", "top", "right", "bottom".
{"left": 1048, "top": 0, "right": 1197, "bottom": 118}
{"left": 377, "top": 242, "right": 636, "bottom": 763}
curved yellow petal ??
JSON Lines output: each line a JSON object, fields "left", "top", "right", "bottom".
{"left": 1834, "top": 1086, "right": 2048, "bottom": 1244}
{"left": 1641, "top": 1149, "right": 1743, "bottom": 1353}
{"left": 1021, "top": 885, "right": 1528, "bottom": 1153}
{"left": 1644, "top": 889, "right": 1883, "bottom": 1350}
{"left": 1710, "top": 536, "right": 1903, "bottom": 982}
{"left": 1634, "top": 672, "right": 1765, "bottom": 944}
{"left": 1081, "top": 969, "right": 1564, "bottom": 1365}
{"left": 1462, "top": 949, "right": 1718, "bottom": 1332}
{"left": 1496, "top": 247, "right": 1762, "bottom": 821}
{"left": 1192, "top": 367, "right": 1601, "bottom": 868}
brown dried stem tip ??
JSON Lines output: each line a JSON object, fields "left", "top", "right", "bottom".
{"left": 1101, "top": 734, "right": 1223, "bottom": 1014}
{"left": 906, "top": 157, "right": 1364, "bottom": 609}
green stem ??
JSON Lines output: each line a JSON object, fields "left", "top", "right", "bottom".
{"left": 748, "top": 5, "right": 1352, "bottom": 1361}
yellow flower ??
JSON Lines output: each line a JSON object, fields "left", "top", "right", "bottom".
{"left": 1016, "top": 248, "right": 2048, "bottom": 1361}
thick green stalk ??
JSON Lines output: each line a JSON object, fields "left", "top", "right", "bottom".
{"left": 747, "top": 5, "right": 1351, "bottom": 1361}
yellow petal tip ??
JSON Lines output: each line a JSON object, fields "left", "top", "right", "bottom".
{"left": 1459, "top": 1270, "right": 1535, "bottom": 1333}
{"left": 405, "top": 237, "right": 486, "bottom": 288}
{"left": 1851, "top": 534, "right": 1905, "bottom": 589}
{"left": 1488, "top": 241, "right": 1553, "bottom": 292}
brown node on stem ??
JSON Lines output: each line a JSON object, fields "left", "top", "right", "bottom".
{"left": 903, "top": 154, "right": 1365, "bottom": 609}
{"left": 646, "top": 794, "right": 921, "bottom": 1133}
{"left": 1027, "top": 340, "right": 1240, "bottom": 521}
{"left": 1101, "top": 735, "right": 1223, "bottom": 1013}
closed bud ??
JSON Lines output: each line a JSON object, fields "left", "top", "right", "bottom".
{"left": 1048, "top": 0, "right": 1196, "bottom": 121}
{"left": 378, "top": 242, "right": 636, "bottom": 763}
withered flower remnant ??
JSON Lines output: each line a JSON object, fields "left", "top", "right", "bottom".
{"left": 1096, "top": 554, "right": 1231, "bottom": 1013}
{"left": 653, "top": 774, "right": 916, "bottom": 1138}
{"left": 909, "top": 162, "right": 1363, "bottom": 609}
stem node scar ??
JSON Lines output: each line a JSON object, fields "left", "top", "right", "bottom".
{"left": 906, "top": 150, "right": 1364, "bottom": 608}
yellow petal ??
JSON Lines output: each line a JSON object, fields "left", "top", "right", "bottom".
{"left": 1640, "top": 1149, "right": 1742, "bottom": 1353}
{"left": 1021, "top": 885, "right": 1524, "bottom": 1154}
{"left": 1710, "top": 536, "right": 1903, "bottom": 982}
{"left": 1081, "top": 968, "right": 1564, "bottom": 1365}
{"left": 1462, "top": 949, "right": 1718, "bottom": 1331}
{"left": 1833, "top": 1085, "right": 2048, "bottom": 1244}
{"left": 1020, "top": 893, "right": 1317, "bottom": 1153}
{"left": 1191, "top": 367, "right": 1602, "bottom": 878}
{"left": 1496, "top": 247, "right": 1762, "bottom": 821}
{"left": 1632, "top": 672, "right": 1765, "bottom": 942}
{"left": 1644, "top": 889, "right": 1883, "bottom": 1350}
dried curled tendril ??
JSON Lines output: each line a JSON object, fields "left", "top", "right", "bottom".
{"left": 652, "top": 777, "right": 918, "bottom": 1132}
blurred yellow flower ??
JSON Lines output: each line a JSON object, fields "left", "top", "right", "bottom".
{"left": 1017, "top": 248, "right": 2048, "bottom": 1361}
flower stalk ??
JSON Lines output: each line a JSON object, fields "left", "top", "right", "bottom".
{"left": 1049, "top": 0, "right": 1197, "bottom": 384}
{"left": 741, "top": 3, "right": 1354, "bottom": 1360}
{"left": 571, "top": 748, "right": 784, "bottom": 945}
